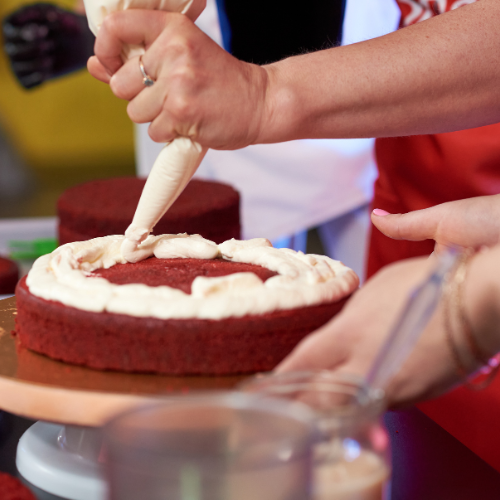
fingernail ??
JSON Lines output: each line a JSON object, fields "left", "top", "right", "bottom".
{"left": 372, "top": 208, "right": 390, "bottom": 216}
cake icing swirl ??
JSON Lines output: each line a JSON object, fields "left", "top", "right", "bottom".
{"left": 26, "top": 235, "right": 359, "bottom": 319}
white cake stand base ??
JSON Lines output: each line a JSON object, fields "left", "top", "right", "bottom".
{"left": 17, "top": 422, "right": 106, "bottom": 500}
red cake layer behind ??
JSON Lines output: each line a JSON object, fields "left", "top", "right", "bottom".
{"left": 92, "top": 257, "right": 278, "bottom": 293}
{"left": 0, "top": 256, "right": 19, "bottom": 295}
{"left": 16, "top": 257, "right": 349, "bottom": 375}
{"left": 57, "top": 178, "right": 241, "bottom": 245}
{"left": 0, "top": 472, "right": 36, "bottom": 500}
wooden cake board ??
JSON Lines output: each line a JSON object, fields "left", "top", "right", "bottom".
{"left": 0, "top": 297, "right": 248, "bottom": 427}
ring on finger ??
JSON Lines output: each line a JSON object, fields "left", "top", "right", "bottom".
{"left": 139, "top": 55, "right": 155, "bottom": 87}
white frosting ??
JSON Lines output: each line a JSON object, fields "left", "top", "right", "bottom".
{"left": 26, "top": 235, "right": 359, "bottom": 320}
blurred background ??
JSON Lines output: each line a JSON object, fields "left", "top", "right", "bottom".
{"left": 0, "top": 0, "right": 400, "bottom": 273}
{"left": 0, "top": 0, "right": 134, "bottom": 219}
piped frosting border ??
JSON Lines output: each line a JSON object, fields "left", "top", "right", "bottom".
{"left": 26, "top": 235, "right": 359, "bottom": 319}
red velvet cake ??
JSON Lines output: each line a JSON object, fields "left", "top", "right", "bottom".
{"left": 15, "top": 235, "right": 358, "bottom": 375}
{"left": 0, "top": 256, "right": 19, "bottom": 295}
{"left": 57, "top": 177, "right": 240, "bottom": 245}
{"left": 0, "top": 472, "right": 36, "bottom": 500}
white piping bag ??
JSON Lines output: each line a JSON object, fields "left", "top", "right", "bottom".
{"left": 84, "top": 0, "right": 205, "bottom": 59}
{"left": 83, "top": 0, "right": 208, "bottom": 262}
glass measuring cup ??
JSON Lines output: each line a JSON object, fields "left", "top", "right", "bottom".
{"left": 241, "top": 371, "right": 390, "bottom": 500}
{"left": 103, "top": 391, "right": 320, "bottom": 500}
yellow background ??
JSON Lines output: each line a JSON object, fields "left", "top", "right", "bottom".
{"left": 0, "top": 0, "right": 134, "bottom": 172}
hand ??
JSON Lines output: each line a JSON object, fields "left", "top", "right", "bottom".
{"left": 372, "top": 194, "right": 500, "bottom": 252}
{"left": 277, "top": 256, "right": 466, "bottom": 408}
{"left": 175, "top": 0, "right": 207, "bottom": 23}
{"left": 87, "top": 10, "right": 270, "bottom": 149}
{"left": 2, "top": 3, "right": 95, "bottom": 89}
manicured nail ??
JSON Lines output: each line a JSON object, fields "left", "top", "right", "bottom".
{"left": 372, "top": 209, "right": 390, "bottom": 216}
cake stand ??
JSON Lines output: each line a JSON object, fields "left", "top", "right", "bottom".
{"left": 0, "top": 297, "right": 247, "bottom": 499}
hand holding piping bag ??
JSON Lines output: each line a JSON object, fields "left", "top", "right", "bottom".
{"left": 83, "top": 0, "right": 208, "bottom": 261}
{"left": 83, "top": 0, "right": 206, "bottom": 58}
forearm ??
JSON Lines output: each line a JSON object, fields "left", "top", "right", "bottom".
{"left": 258, "top": 0, "right": 500, "bottom": 143}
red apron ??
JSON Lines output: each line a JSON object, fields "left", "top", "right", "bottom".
{"left": 368, "top": 126, "right": 500, "bottom": 277}
{"left": 367, "top": 0, "right": 500, "bottom": 473}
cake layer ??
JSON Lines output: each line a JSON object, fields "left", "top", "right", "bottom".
{"left": 57, "top": 178, "right": 241, "bottom": 245}
{"left": 92, "top": 257, "right": 278, "bottom": 293}
{"left": 0, "top": 256, "right": 19, "bottom": 295}
{"left": 16, "top": 278, "right": 347, "bottom": 375}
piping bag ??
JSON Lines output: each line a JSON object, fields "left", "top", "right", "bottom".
{"left": 83, "top": 0, "right": 208, "bottom": 262}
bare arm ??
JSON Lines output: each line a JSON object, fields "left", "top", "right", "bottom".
{"left": 89, "top": 0, "right": 500, "bottom": 149}
{"left": 260, "top": 0, "right": 500, "bottom": 143}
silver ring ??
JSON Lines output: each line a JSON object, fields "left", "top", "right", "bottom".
{"left": 139, "top": 55, "right": 155, "bottom": 87}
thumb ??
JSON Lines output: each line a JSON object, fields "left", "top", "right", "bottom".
{"left": 371, "top": 207, "right": 443, "bottom": 242}
{"left": 87, "top": 56, "right": 112, "bottom": 83}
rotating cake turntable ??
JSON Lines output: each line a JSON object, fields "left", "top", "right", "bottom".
{"left": 0, "top": 297, "right": 247, "bottom": 499}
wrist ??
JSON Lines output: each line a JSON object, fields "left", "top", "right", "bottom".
{"left": 464, "top": 245, "right": 500, "bottom": 359}
{"left": 252, "top": 59, "right": 303, "bottom": 145}
{"left": 442, "top": 247, "right": 500, "bottom": 390}
{"left": 444, "top": 251, "right": 484, "bottom": 377}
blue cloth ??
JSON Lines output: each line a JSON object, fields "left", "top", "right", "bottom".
{"left": 214, "top": 0, "right": 231, "bottom": 51}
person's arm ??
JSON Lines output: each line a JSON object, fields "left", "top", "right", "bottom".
{"left": 278, "top": 196, "right": 500, "bottom": 407}
{"left": 260, "top": 0, "right": 500, "bottom": 143}
{"left": 277, "top": 246, "right": 500, "bottom": 408}
{"left": 88, "top": 0, "right": 500, "bottom": 149}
